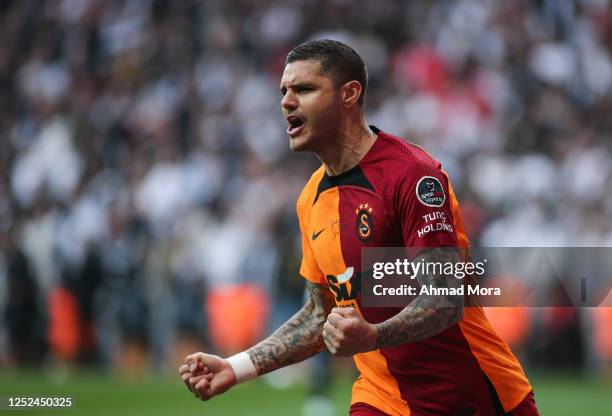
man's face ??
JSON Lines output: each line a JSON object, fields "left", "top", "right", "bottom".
{"left": 280, "top": 60, "right": 341, "bottom": 152}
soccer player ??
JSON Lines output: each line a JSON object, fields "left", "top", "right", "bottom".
{"left": 179, "top": 40, "right": 539, "bottom": 415}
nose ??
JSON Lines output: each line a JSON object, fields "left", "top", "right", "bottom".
{"left": 281, "top": 90, "right": 298, "bottom": 112}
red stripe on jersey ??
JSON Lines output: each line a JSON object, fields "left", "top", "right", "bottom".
{"left": 380, "top": 324, "right": 501, "bottom": 415}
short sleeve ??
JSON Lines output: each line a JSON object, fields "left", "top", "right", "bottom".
{"left": 395, "top": 164, "right": 458, "bottom": 249}
{"left": 296, "top": 195, "right": 325, "bottom": 284}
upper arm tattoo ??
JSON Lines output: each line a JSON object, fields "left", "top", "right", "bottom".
{"left": 247, "top": 280, "right": 335, "bottom": 375}
{"left": 375, "top": 247, "right": 464, "bottom": 348}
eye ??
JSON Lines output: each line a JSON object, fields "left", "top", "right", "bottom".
{"left": 296, "top": 86, "right": 313, "bottom": 93}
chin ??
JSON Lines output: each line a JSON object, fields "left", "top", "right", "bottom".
{"left": 288, "top": 135, "right": 312, "bottom": 152}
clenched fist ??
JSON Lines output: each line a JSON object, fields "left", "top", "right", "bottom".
{"left": 322, "top": 307, "right": 378, "bottom": 356}
{"left": 178, "top": 352, "right": 237, "bottom": 401}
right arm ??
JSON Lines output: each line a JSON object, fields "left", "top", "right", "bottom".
{"left": 247, "top": 280, "right": 335, "bottom": 375}
{"left": 179, "top": 280, "right": 335, "bottom": 400}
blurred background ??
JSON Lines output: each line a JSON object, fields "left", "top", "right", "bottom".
{"left": 0, "top": 0, "right": 611, "bottom": 415}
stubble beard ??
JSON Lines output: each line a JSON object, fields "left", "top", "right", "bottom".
{"left": 289, "top": 99, "right": 341, "bottom": 154}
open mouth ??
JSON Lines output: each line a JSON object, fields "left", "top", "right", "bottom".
{"left": 287, "top": 115, "right": 305, "bottom": 137}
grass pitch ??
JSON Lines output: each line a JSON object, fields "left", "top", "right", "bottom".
{"left": 1, "top": 369, "right": 611, "bottom": 415}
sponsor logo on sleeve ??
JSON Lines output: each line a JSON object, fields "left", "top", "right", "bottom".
{"left": 417, "top": 210, "right": 454, "bottom": 238}
{"left": 416, "top": 176, "right": 446, "bottom": 207}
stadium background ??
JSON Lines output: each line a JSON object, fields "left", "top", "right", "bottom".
{"left": 1, "top": 0, "right": 611, "bottom": 414}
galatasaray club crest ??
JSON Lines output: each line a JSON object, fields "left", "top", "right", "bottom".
{"left": 355, "top": 203, "right": 373, "bottom": 242}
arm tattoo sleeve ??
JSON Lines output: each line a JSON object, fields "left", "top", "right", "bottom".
{"left": 247, "top": 281, "right": 336, "bottom": 376}
{"left": 375, "top": 247, "right": 464, "bottom": 348}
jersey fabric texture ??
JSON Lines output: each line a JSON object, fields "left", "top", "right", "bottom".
{"left": 296, "top": 127, "right": 533, "bottom": 416}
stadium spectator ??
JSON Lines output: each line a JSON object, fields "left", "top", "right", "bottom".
{"left": 0, "top": 0, "right": 610, "bottom": 382}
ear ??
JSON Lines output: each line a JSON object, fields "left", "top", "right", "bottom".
{"left": 340, "top": 80, "right": 362, "bottom": 108}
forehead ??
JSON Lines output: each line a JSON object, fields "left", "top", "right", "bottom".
{"left": 280, "top": 60, "right": 331, "bottom": 86}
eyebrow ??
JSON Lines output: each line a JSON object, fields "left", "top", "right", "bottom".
{"left": 280, "top": 82, "right": 317, "bottom": 92}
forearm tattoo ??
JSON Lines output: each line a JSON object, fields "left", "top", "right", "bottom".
{"left": 375, "top": 247, "right": 464, "bottom": 348}
{"left": 247, "top": 281, "right": 335, "bottom": 375}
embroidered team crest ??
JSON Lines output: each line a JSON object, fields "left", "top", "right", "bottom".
{"left": 416, "top": 176, "right": 446, "bottom": 207}
{"left": 355, "top": 203, "right": 373, "bottom": 242}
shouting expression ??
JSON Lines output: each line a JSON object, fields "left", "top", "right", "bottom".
{"left": 280, "top": 60, "right": 342, "bottom": 152}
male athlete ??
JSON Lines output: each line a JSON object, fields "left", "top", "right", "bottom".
{"left": 179, "top": 40, "right": 539, "bottom": 415}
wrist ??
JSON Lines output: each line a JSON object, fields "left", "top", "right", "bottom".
{"left": 226, "top": 351, "right": 257, "bottom": 384}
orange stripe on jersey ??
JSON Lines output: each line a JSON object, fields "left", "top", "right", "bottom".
{"left": 445, "top": 170, "right": 532, "bottom": 409}
{"left": 297, "top": 167, "right": 326, "bottom": 284}
{"left": 446, "top": 171, "right": 532, "bottom": 410}
{"left": 352, "top": 351, "right": 410, "bottom": 416}
{"left": 307, "top": 187, "right": 348, "bottom": 279}
{"left": 459, "top": 308, "right": 533, "bottom": 411}
{"left": 443, "top": 171, "right": 470, "bottom": 249}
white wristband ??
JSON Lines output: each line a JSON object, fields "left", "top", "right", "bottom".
{"left": 227, "top": 352, "right": 257, "bottom": 384}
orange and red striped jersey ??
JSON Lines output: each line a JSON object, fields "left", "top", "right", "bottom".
{"left": 296, "top": 127, "right": 532, "bottom": 415}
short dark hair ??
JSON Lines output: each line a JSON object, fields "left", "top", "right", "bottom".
{"left": 286, "top": 39, "right": 368, "bottom": 106}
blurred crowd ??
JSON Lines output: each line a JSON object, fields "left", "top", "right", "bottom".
{"left": 0, "top": 0, "right": 611, "bottom": 374}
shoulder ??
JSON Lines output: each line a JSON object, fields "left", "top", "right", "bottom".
{"left": 296, "top": 165, "right": 325, "bottom": 220}
{"left": 365, "top": 128, "right": 444, "bottom": 189}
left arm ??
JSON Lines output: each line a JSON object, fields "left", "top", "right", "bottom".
{"left": 322, "top": 247, "right": 463, "bottom": 355}
{"left": 374, "top": 246, "right": 463, "bottom": 348}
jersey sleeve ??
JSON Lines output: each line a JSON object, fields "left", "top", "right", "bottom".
{"left": 395, "top": 163, "right": 458, "bottom": 249}
{"left": 296, "top": 193, "right": 326, "bottom": 285}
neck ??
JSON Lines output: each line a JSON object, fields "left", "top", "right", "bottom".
{"left": 317, "top": 114, "right": 377, "bottom": 176}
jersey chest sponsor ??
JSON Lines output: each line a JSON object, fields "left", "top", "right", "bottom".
{"left": 326, "top": 267, "right": 361, "bottom": 309}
